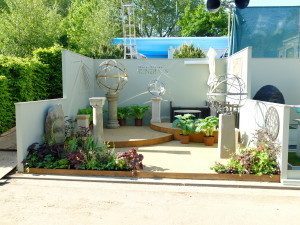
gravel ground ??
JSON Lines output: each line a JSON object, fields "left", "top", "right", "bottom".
{"left": 1, "top": 178, "right": 300, "bottom": 225}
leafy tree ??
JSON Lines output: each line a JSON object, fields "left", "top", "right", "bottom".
{"left": 65, "top": 0, "right": 122, "bottom": 57}
{"left": 178, "top": 0, "right": 228, "bottom": 37}
{"left": 133, "top": 0, "right": 200, "bottom": 37}
{"left": 0, "top": 0, "right": 63, "bottom": 57}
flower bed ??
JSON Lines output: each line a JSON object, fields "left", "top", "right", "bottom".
{"left": 24, "top": 128, "right": 144, "bottom": 172}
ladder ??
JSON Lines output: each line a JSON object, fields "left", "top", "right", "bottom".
{"left": 121, "top": 1, "right": 137, "bottom": 59}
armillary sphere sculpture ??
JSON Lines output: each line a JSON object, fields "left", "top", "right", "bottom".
{"left": 96, "top": 60, "right": 128, "bottom": 128}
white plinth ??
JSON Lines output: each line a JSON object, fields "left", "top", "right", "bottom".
{"left": 151, "top": 97, "right": 162, "bottom": 123}
{"left": 89, "top": 97, "right": 106, "bottom": 144}
{"left": 218, "top": 114, "right": 236, "bottom": 159}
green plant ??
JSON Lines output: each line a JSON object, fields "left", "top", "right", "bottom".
{"left": 211, "top": 129, "right": 280, "bottom": 176}
{"left": 195, "top": 116, "right": 218, "bottom": 137}
{"left": 117, "top": 106, "right": 131, "bottom": 119}
{"left": 173, "top": 44, "right": 206, "bottom": 59}
{"left": 78, "top": 106, "right": 93, "bottom": 123}
{"left": 130, "top": 105, "right": 150, "bottom": 119}
{"left": 0, "top": 47, "right": 62, "bottom": 134}
{"left": 172, "top": 114, "right": 195, "bottom": 136}
{"left": 0, "top": 75, "right": 14, "bottom": 133}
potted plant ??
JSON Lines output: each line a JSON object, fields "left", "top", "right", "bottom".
{"left": 130, "top": 105, "right": 150, "bottom": 126}
{"left": 191, "top": 119, "right": 204, "bottom": 143}
{"left": 206, "top": 116, "right": 219, "bottom": 143}
{"left": 172, "top": 114, "right": 195, "bottom": 144}
{"left": 196, "top": 117, "right": 216, "bottom": 146}
{"left": 117, "top": 106, "right": 131, "bottom": 126}
{"left": 77, "top": 107, "right": 93, "bottom": 130}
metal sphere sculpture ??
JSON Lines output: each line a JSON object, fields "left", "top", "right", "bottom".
{"left": 207, "top": 74, "right": 247, "bottom": 113}
{"left": 147, "top": 79, "right": 166, "bottom": 98}
{"left": 96, "top": 60, "right": 128, "bottom": 93}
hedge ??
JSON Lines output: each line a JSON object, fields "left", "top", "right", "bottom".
{"left": 33, "top": 45, "right": 62, "bottom": 99}
{"left": 0, "top": 76, "right": 14, "bottom": 134}
{"left": 0, "top": 45, "right": 63, "bottom": 134}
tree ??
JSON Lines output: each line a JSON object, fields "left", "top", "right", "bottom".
{"left": 133, "top": 0, "right": 200, "bottom": 37}
{"left": 178, "top": 0, "right": 228, "bottom": 37}
{"left": 0, "top": 0, "right": 63, "bottom": 57}
{"left": 65, "top": 0, "right": 122, "bottom": 57}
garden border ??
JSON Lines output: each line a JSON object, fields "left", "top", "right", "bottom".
{"left": 26, "top": 168, "right": 280, "bottom": 183}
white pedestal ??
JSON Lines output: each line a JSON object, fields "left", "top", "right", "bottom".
{"left": 106, "top": 92, "right": 119, "bottom": 129}
{"left": 89, "top": 97, "right": 106, "bottom": 144}
{"left": 218, "top": 114, "right": 236, "bottom": 159}
{"left": 151, "top": 97, "right": 162, "bottom": 123}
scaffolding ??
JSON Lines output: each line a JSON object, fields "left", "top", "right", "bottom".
{"left": 121, "top": 1, "right": 137, "bottom": 59}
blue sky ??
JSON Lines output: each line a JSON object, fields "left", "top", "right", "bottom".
{"left": 249, "top": 0, "right": 300, "bottom": 7}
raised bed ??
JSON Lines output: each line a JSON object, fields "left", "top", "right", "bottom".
{"left": 26, "top": 168, "right": 280, "bottom": 183}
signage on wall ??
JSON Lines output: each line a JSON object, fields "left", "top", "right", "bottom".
{"left": 137, "top": 64, "right": 168, "bottom": 75}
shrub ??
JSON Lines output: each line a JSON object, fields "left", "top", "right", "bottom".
{"left": 0, "top": 76, "right": 14, "bottom": 133}
{"left": 0, "top": 46, "right": 63, "bottom": 133}
{"left": 211, "top": 129, "right": 280, "bottom": 176}
{"left": 33, "top": 45, "right": 63, "bottom": 99}
{"left": 173, "top": 44, "right": 206, "bottom": 58}
{"left": 25, "top": 128, "right": 144, "bottom": 171}
{"left": 117, "top": 148, "right": 144, "bottom": 170}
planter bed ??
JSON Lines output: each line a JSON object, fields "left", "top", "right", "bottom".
{"left": 26, "top": 168, "right": 280, "bottom": 182}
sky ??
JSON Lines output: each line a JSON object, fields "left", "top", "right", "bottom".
{"left": 249, "top": 0, "right": 300, "bottom": 7}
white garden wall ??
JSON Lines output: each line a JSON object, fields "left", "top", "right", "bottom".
{"left": 16, "top": 50, "right": 98, "bottom": 171}
{"left": 239, "top": 99, "right": 290, "bottom": 180}
{"left": 94, "top": 58, "right": 226, "bottom": 121}
{"left": 15, "top": 98, "right": 67, "bottom": 171}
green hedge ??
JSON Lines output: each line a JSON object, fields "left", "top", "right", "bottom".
{"left": 33, "top": 45, "right": 62, "bottom": 99}
{"left": 0, "top": 76, "right": 14, "bottom": 133}
{"left": 0, "top": 46, "right": 63, "bottom": 134}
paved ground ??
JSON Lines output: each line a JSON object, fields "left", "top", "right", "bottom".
{"left": 104, "top": 126, "right": 171, "bottom": 141}
{"left": 118, "top": 141, "right": 225, "bottom": 173}
{"left": 1, "top": 178, "right": 300, "bottom": 225}
{"left": 0, "top": 151, "right": 17, "bottom": 179}
{"left": 0, "top": 127, "right": 16, "bottom": 150}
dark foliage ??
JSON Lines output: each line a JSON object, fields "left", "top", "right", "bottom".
{"left": 117, "top": 148, "right": 144, "bottom": 170}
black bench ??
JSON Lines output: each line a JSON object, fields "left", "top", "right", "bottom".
{"left": 170, "top": 101, "right": 210, "bottom": 122}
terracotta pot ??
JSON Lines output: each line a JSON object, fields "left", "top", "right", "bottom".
{"left": 135, "top": 118, "right": 143, "bottom": 126}
{"left": 180, "top": 135, "right": 190, "bottom": 144}
{"left": 213, "top": 130, "right": 218, "bottom": 143}
{"left": 118, "top": 119, "right": 126, "bottom": 126}
{"left": 190, "top": 132, "right": 204, "bottom": 143}
{"left": 204, "top": 136, "right": 215, "bottom": 146}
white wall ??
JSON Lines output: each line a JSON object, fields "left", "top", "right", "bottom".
{"left": 239, "top": 99, "right": 290, "bottom": 180}
{"left": 15, "top": 98, "right": 67, "bottom": 171}
{"left": 62, "top": 50, "right": 96, "bottom": 117}
{"left": 227, "top": 47, "right": 252, "bottom": 98}
{"left": 94, "top": 58, "right": 226, "bottom": 121}
{"left": 16, "top": 50, "right": 98, "bottom": 171}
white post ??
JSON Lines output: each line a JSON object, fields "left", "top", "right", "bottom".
{"left": 218, "top": 114, "right": 236, "bottom": 158}
{"left": 151, "top": 97, "right": 162, "bottom": 123}
{"left": 106, "top": 92, "right": 120, "bottom": 129}
{"left": 89, "top": 97, "right": 106, "bottom": 144}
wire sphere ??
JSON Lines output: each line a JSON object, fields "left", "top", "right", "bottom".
{"left": 207, "top": 74, "right": 247, "bottom": 113}
{"left": 96, "top": 60, "right": 128, "bottom": 93}
{"left": 147, "top": 79, "right": 166, "bottom": 98}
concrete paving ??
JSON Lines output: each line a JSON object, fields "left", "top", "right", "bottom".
{"left": 0, "top": 127, "right": 16, "bottom": 150}
{"left": 103, "top": 126, "right": 171, "bottom": 142}
{"left": 0, "top": 151, "right": 17, "bottom": 179}
{"left": 1, "top": 178, "right": 300, "bottom": 225}
{"left": 117, "top": 141, "right": 226, "bottom": 173}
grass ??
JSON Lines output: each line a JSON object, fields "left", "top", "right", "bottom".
{"left": 288, "top": 152, "right": 300, "bottom": 166}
